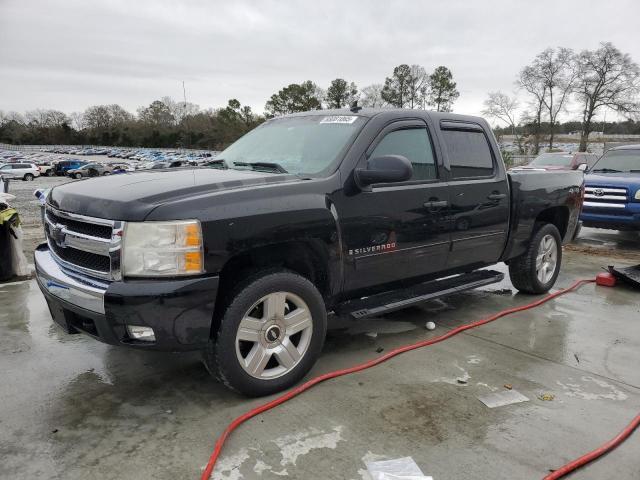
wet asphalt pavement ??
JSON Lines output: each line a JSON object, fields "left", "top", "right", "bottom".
{"left": 1, "top": 231, "right": 639, "bottom": 479}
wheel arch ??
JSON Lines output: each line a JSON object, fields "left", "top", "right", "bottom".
{"left": 534, "top": 206, "right": 570, "bottom": 239}
{"left": 211, "top": 240, "right": 332, "bottom": 339}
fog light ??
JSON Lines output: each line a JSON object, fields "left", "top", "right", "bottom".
{"left": 126, "top": 325, "right": 156, "bottom": 341}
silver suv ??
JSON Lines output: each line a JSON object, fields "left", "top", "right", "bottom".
{"left": 0, "top": 162, "right": 41, "bottom": 181}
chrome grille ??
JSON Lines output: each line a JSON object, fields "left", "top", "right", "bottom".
{"left": 44, "top": 205, "right": 122, "bottom": 281}
{"left": 583, "top": 186, "right": 628, "bottom": 210}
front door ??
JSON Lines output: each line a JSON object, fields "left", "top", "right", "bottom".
{"left": 338, "top": 120, "right": 451, "bottom": 293}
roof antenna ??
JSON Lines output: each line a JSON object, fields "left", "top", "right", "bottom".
{"left": 350, "top": 100, "right": 362, "bottom": 113}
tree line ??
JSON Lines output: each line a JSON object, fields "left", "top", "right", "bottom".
{"left": 483, "top": 42, "right": 640, "bottom": 154}
{"left": 0, "top": 64, "right": 459, "bottom": 150}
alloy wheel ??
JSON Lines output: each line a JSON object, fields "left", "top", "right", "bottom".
{"left": 536, "top": 234, "right": 558, "bottom": 284}
{"left": 235, "top": 291, "right": 313, "bottom": 380}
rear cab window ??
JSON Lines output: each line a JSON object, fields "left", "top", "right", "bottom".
{"left": 440, "top": 125, "right": 495, "bottom": 179}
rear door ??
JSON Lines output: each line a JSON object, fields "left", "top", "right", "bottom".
{"left": 13, "top": 163, "right": 27, "bottom": 176}
{"left": 439, "top": 122, "right": 510, "bottom": 269}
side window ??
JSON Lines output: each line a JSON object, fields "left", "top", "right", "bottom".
{"left": 0, "top": 165, "right": 11, "bottom": 170}
{"left": 370, "top": 128, "right": 436, "bottom": 181}
{"left": 442, "top": 129, "right": 494, "bottom": 179}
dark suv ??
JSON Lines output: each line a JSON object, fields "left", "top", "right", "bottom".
{"left": 53, "top": 160, "right": 88, "bottom": 176}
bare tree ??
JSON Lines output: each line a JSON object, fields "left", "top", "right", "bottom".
{"left": 69, "top": 112, "right": 86, "bottom": 131}
{"left": 575, "top": 42, "right": 640, "bottom": 151}
{"left": 25, "top": 109, "right": 69, "bottom": 128}
{"left": 360, "top": 84, "right": 386, "bottom": 108}
{"left": 161, "top": 96, "right": 200, "bottom": 125}
{"left": 517, "top": 65, "right": 547, "bottom": 155}
{"left": 535, "top": 48, "right": 578, "bottom": 150}
{"left": 482, "top": 91, "right": 524, "bottom": 153}
{"left": 407, "top": 65, "right": 429, "bottom": 109}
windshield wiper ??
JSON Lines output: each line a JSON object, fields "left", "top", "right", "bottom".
{"left": 205, "top": 158, "right": 228, "bottom": 169}
{"left": 232, "top": 161, "right": 288, "bottom": 173}
{"left": 592, "top": 168, "right": 622, "bottom": 173}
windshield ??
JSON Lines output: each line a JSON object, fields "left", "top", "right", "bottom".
{"left": 591, "top": 149, "right": 640, "bottom": 173}
{"left": 217, "top": 115, "right": 367, "bottom": 176}
{"left": 530, "top": 153, "right": 573, "bottom": 167}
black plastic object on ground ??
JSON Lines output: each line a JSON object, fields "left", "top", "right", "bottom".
{"left": 609, "top": 265, "right": 640, "bottom": 290}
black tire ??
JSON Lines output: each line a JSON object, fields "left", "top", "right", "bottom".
{"left": 508, "top": 223, "right": 562, "bottom": 294}
{"left": 103, "top": 171, "right": 111, "bottom": 176}
{"left": 24, "top": 173, "right": 34, "bottom": 181}
{"left": 203, "top": 270, "right": 327, "bottom": 396}
{"left": 74, "top": 173, "right": 82, "bottom": 179}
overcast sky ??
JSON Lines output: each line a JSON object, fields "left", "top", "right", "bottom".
{"left": 1, "top": 0, "right": 639, "bottom": 121}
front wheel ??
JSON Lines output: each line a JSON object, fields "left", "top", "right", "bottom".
{"left": 24, "top": 173, "right": 34, "bottom": 181}
{"left": 508, "top": 223, "right": 562, "bottom": 294}
{"left": 203, "top": 270, "right": 327, "bottom": 396}
{"left": 74, "top": 173, "right": 82, "bottom": 179}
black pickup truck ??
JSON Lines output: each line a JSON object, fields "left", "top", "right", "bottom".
{"left": 35, "top": 108, "right": 584, "bottom": 396}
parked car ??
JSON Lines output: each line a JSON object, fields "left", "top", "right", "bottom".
{"left": 66, "top": 163, "right": 112, "bottom": 179}
{"left": 516, "top": 152, "right": 599, "bottom": 171}
{"left": 37, "top": 163, "right": 54, "bottom": 177}
{"left": 35, "top": 108, "right": 584, "bottom": 396}
{"left": 53, "top": 160, "right": 88, "bottom": 176}
{"left": 580, "top": 144, "right": 640, "bottom": 230}
{"left": 0, "top": 162, "right": 40, "bottom": 181}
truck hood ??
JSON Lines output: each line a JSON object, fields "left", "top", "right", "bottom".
{"left": 584, "top": 172, "right": 640, "bottom": 188}
{"left": 48, "top": 168, "right": 301, "bottom": 221}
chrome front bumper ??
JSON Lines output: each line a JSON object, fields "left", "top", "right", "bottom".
{"left": 34, "top": 246, "right": 106, "bottom": 314}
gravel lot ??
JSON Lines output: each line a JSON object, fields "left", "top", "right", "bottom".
{"left": 6, "top": 176, "right": 72, "bottom": 256}
{"left": 3, "top": 154, "right": 115, "bottom": 256}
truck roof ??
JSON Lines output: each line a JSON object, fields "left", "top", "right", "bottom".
{"left": 282, "top": 108, "right": 487, "bottom": 125}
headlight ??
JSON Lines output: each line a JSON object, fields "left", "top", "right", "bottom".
{"left": 122, "top": 220, "right": 204, "bottom": 277}
{"left": 635, "top": 190, "right": 640, "bottom": 200}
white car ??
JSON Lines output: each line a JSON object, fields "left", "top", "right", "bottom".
{"left": 0, "top": 162, "right": 41, "bottom": 181}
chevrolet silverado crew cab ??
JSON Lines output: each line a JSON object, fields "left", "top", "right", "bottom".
{"left": 35, "top": 108, "right": 584, "bottom": 396}
{"left": 580, "top": 144, "right": 640, "bottom": 230}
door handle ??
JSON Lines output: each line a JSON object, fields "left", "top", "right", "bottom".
{"left": 487, "top": 193, "right": 506, "bottom": 200}
{"left": 424, "top": 200, "right": 448, "bottom": 208}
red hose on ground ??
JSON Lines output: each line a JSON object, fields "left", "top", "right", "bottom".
{"left": 544, "top": 413, "right": 640, "bottom": 480}
{"left": 200, "top": 278, "right": 634, "bottom": 480}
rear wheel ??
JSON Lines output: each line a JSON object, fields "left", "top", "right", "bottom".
{"left": 23, "top": 173, "right": 34, "bottom": 181}
{"left": 508, "top": 223, "right": 562, "bottom": 294}
{"left": 203, "top": 270, "right": 327, "bottom": 396}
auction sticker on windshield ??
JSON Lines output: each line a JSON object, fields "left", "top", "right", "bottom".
{"left": 320, "top": 116, "right": 358, "bottom": 124}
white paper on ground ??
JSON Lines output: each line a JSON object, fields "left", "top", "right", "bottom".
{"left": 478, "top": 389, "right": 529, "bottom": 408}
{"left": 366, "top": 457, "right": 433, "bottom": 480}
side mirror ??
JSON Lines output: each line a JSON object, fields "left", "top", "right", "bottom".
{"left": 355, "top": 155, "right": 413, "bottom": 187}
{"left": 577, "top": 163, "right": 588, "bottom": 172}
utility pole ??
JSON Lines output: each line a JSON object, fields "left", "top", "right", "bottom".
{"left": 182, "top": 81, "right": 191, "bottom": 150}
